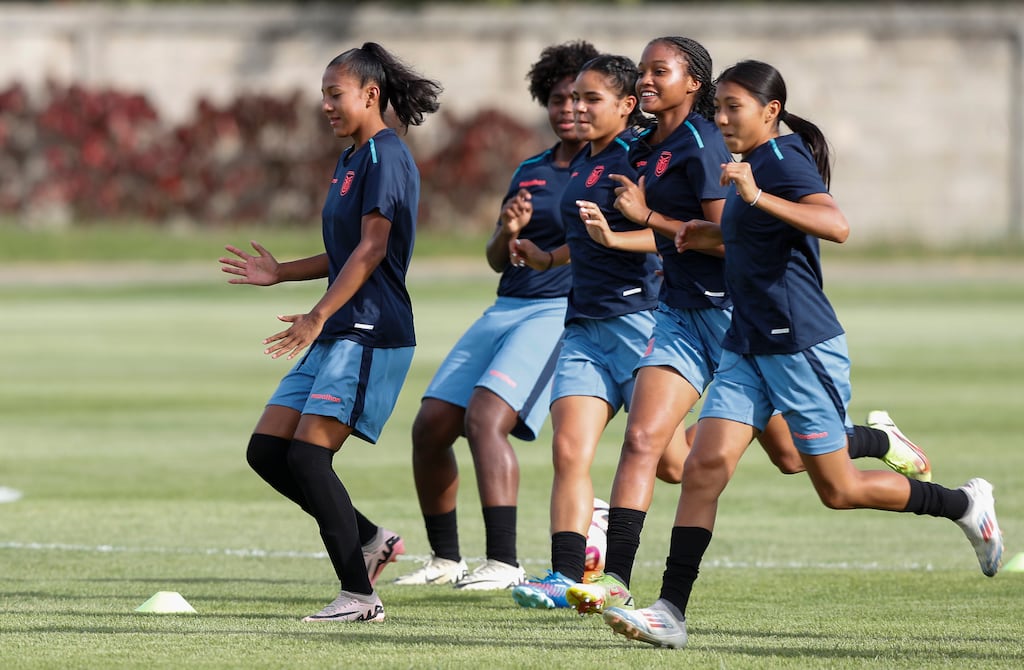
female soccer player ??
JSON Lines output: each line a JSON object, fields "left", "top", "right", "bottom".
{"left": 509, "top": 54, "right": 662, "bottom": 609}
{"left": 603, "top": 60, "right": 1004, "bottom": 649}
{"left": 393, "top": 41, "right": 598, "bottom": 591}
{"left": 219, "top": 43, "right": 441, "bottom": 622}
{"left": 566, "top": 37, "right": 930, "bottom": 616}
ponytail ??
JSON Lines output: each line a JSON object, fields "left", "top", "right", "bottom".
{"left": 779, "top": 110, "right": 831, "bottom": 188}
{"left": 328, "top": 42, "right": 442, "bottom": 130}
{"left": 716, "top": 60, "right": 832, "bottom": 187}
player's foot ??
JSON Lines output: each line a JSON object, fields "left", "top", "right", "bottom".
{"left": 955, "top": 477, "right": 1004, "bottom": 577}
{"left": 362, "top": 527, "right": 405, "bottom": 586}
{"left": 302, "top": 589, "right": 385, "bottom": 623}
{"left": 454, "top": 559, "right": 526, "bottom": 591}
{"left": 393, "top": 554, "right": 468, "bottom": 586}
{"left": 868, "top": 410, "right": 932, "bottom": 482}
{"left": 603, "top": 598, "right": 687, "bottom": 649}
{"left": 510, "top": 570, "right": 575, "bottom": 609}
{"left": 566, "top": 572, "right": 634, "bottom": 615}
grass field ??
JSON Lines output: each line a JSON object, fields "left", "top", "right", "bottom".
{"left": 1, "top": 241, "right": 1023, "bottom": 668}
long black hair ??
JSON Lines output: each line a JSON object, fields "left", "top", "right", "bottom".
{"left": 527, "top": 40, "right": 600, "bottom": 107}
{"left": 716, "top": 60, "right": 832, "bottom": 187}
{"left": 328, "top": 42, "right": 442, "bottom": 129}
{"left": 648, "top": 36, "right": 715, "bottom": 121}
{"left": 577, "top": 54, "right": 648, "bottom": 130}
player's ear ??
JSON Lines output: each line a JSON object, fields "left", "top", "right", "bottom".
{"left": 764, "top": 99, "right": 782, "bottom": 125}
{"left": 365, "top": 84, "right": 380, "bottom": 109}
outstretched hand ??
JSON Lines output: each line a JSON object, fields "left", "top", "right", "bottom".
{"left": 262, "top": 312, "right": 324, "bottom": 360}
{"left": 220, "top": 240, "right": 280, "bottom": 286}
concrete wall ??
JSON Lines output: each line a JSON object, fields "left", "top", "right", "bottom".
{"left": 2, "top": 2, "right": 1022, "bottom": 244}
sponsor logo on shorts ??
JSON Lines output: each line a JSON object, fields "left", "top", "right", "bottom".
{"left": 310, "top": 393, "right": 342, "bottom": 403}
{"left": 793, "top": 430, "right": 829, "bottom": 440}
{"left": 488, "top": 369, "right": 518, "bottom": 388}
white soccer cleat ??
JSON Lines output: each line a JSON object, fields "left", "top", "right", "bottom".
{"left": 393, "top": 554, "right": 468, "bottom": 586}
{"left": 603, "top": 598, "right": 687, "bottom": 649}
{"left": 454, "top": 559, "right": 526, "bottom": 591}
{"left": 302, "top": 590, "right": 385, "bottom": 623}
{"left": 955, "top": 478, "right": 1004, "bottom": 577}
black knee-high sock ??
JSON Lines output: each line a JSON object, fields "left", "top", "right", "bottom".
{"left": 287, "top": 439, "right": 372, "bottom": 595}
{"left": 847, "top": 425, "right": 888, "bottom": 459}
{"left": 424, "top": 510, "right": 461, "bottom": 561}
{"left": 551, "top": 531, "right": 587, "bottom": 583}
{"left": 604, "top": 507, "right": 647, "bottom": 587}
{"left": 659, "top": 526, "right": 713, "bottom": 618}
{"left": 904, "top": 479, "right": 969, "bottom": 519}
{"left": 482, "top": 506, "right": 517, "bottom": 566}
{"left": 246, "top": 433, "right": 311, "bottom": 514}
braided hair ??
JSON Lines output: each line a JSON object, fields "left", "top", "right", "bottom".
{"left": 328, "top": 42, "right": 442, "bottom": 129}
{"left": 648, "top": 36, "right": 715, "bottom": 121}
{"left": 716, "top": 60, "right": 832, "bottom": 187}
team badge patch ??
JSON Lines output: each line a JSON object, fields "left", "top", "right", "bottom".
{"left": 340, "top": 170, "right": 355, "bottom": 195}
{"left": 655, "top": 151, "right": 672, "bottom": 176}
{"left": 586, "top": 165, "right": 605, "bottom": 187}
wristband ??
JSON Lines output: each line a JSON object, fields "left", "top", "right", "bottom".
{"left": 644, "top": 210, "right": 654, "bottom": 225}
{"left": 750, "top": 189, "right": 763, "bottom": 207}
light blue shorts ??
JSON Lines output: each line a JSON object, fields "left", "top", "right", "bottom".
{"left": 268, "top": 338, "right": 414, "bottom": 444}
{"left": 551, "top": 310, "right": 656, "bottom": 413}
{"left": 424, "top": 296, "right": 567, "bottom": 441}
{"left": 636, "top": 303, "right": 731, "bottom": 395}
{"left": 700, "top": 334, "right": 853, "bottom": 455}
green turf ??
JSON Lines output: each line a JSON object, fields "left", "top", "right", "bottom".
{"left": 1, "top": 261, "right": 1023, "bottom": 668}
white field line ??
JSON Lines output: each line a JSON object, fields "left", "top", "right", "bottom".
{"left": 0, "top": 541, "right": 935, "bottom": 571}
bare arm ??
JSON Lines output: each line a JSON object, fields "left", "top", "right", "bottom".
{"left": 578, "top": 199, "right": 657, "bottom": 253}
{"left": 262, "top": 211, "right": 391, "bottom": 359}
{"left": 220, "top": 241, "right": 329, "bottom": 285}
{"left": 485, "top": 188, "right": 533, "bottom": 272}
{"left": 721, "top": 162, "right": 848, "bottom": 243}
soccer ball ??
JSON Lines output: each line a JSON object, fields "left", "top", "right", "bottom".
{"left": 585, "top": 497, "right": 610, "bottom": 573}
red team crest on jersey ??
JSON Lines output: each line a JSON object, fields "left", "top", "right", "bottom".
{"left": 655, "top": 151, "right": 672, "bottom": 177}
{"left": 340, "top": 170, "right": 355, "bottom": 196}
{"left": 586, "top": 165, "right": 605, "bottom": 187}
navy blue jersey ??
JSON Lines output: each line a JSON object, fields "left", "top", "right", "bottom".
{"left": 560, "top": 130, "right": 660, "bottom": 322}
{"left": 319, "top": 128, "right": 418, "bottom": 348}
{"left": 720, "top": 134, "right": 844, "bottom": 354}
{"left": 633, "top": 114, "right": 732, "bottom": 310}
{"left": 496, "top": 145, "right": 574, "bottom": 299}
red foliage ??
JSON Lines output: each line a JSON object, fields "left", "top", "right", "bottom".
{"left": 0, "top": 84, "right": 545, "bottom": 231}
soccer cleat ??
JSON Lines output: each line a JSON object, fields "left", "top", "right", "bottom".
{"left": 510, "top": 570, "right": 575, "bottom": 609}
{"left": 454, "top": 559, "right": 526, "bottom": 591}
{"left": 955, "top": 478, "right": 1004, "bottom": 577}
{"left": 392, "top": 554, "right": 468, "bottom": 586}
{"left": 566, "top": 572, "right": 634, "bottom": 615}
{"left": 603, "top": 598, "right": 688, "bottom": 649}
{"left": 867, "top": 410, "right": 932, "bottom": 482}
{"left": 302, "top": 590, "right": 385, "bottom": 623}
{"left": 362, "top": 527, "right": 405, "bottom": 586}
